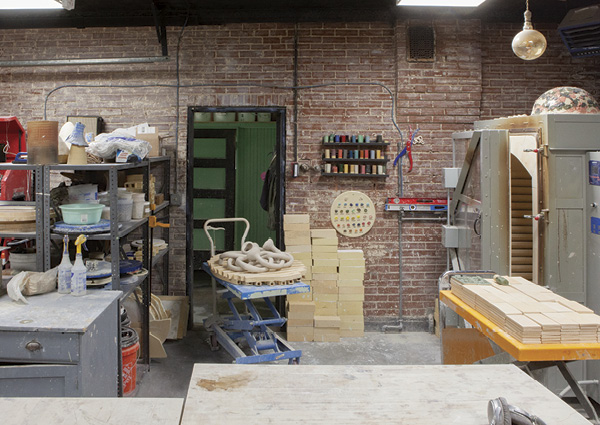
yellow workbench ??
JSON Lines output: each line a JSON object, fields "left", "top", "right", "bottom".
{"left": 440, "top": 289, "right": 600, "bottom": 423}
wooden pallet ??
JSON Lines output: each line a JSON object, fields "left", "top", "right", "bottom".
{"left": 207, "top": 257, "right": 307, "bottom": 286}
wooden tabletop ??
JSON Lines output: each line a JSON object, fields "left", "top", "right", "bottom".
{"left": 0, "top": 397, "right": 184, "bottom": 425}
{"left": 181, "top": 363, "right": 589, "bottom": 424}
{"left": 440, "top": 290, "right": 600, "bottom": 361}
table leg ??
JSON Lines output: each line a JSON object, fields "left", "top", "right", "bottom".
{"left": 556, "top": 361, "right": 600, "bottom": 424}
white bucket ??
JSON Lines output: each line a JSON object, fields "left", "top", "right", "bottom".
{"left": 101, "top": 206, "right": 110, "bottom": 220}
{"left": 132, "top": 194, "right": 145, "bottom": 220}
{"left": 68, "top": 184, "right": 98, "bottom": 204}
{"left": 118, "top": 190, "right": 133, "bottom": 201}
{"left": 117, "top": 198, "right": 133, "bottom": 222}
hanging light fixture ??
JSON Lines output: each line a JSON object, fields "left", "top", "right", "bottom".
{"left": 512, "top": 0, "right": 547, "bottom": 60}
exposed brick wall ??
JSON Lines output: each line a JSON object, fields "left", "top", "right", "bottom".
{"left": 0, "top": 19, "right": 597, "bottom": 327}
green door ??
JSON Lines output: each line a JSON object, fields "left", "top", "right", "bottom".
{"left": 192, "top": 129, "right": 236, "bottom": 269}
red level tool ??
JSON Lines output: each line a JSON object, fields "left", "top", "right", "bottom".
{"left": 385, "top": 197, "right": 447, "bottom": 212}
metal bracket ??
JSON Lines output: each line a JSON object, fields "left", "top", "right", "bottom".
{"left": 150, "top": 0, "right": 168, "bottom": 56}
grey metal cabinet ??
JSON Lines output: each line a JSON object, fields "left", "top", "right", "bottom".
{"left": 0, "top": 291, "right": 120, "bottom": 397}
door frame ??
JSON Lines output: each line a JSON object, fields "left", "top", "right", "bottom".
{"left": 185, "top": 106, "right": 286, "bottom": 326}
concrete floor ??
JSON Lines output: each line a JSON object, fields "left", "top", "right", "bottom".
{"left": 133, "top": 281, "right": 441, "bottom": 398}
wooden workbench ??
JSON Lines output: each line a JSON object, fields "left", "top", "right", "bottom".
{"left": 0, "top": 397, "right": 184, "bottom": 425}
{"left": 180, "top": 363, "right": 589, "bottom": 424}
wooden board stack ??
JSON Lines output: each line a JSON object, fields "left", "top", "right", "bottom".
{"left": 284, "top": 214, "right": 313, "bottom": 302}
{"left": 286, "top": 301, "right": 315, "bottom": 342}
{"left": 284, "top": 214, "right": 315, "bottom": 342}
{"left": 314, "top": 315, "right": 341, "bottom": 342}
{"left": 337, "top": 249, "right": 365, "bottom": 338}
{"left": 312, "top": 229, "right": 340, "bottom": 320}
{"left": 450, "top": 275, "right": 600, "bottom": 344}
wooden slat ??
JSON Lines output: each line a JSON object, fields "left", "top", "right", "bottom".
{"left": 511, "top": 186, "right": 533, "bottom": 195}
{"left": 511, "top": 194, "right": 532, "bottom": 203}
{"left": 512, "top": 178, "right": 532, "bottom": 186}
{"left": 511, "top": 264, "right": 533, "bottom": 273}
{"left": 512, "top": 249, "right": 533, "bottom": 257}
{"left": 512, "top": 241, "right": 533, "bottom": 249}
{"left": 512, "top": 226, "right": 533, "bottom": 234}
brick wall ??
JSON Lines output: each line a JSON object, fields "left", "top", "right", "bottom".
{"left": 0, "top": 19, "right": 597, "bottom": 328}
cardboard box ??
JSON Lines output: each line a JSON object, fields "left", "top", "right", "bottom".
{"left": 310, "top": 229, "right": 337, "bottom": 238}
{"left": 315, "top": 301, "right": 338, "bottom": 316}
{"left": 338, "top": 301, "right": 364, "bottom": 316}
{"left": 337, "top": 279, "right": 364, "bottom": 287}
{"left": 312, "top": 237, "right": 339, "bottom": 246}
{"left": 312, "top": 245, "right": 338, "bottom": 253}
{"left": 136, "top": 129, "right": 162, "bottom": 157}
{"left": 314, "top": 327, "right": 341, "bottom": 342}
{"left": 337, "top": 249, "right": 364, "bottom": 259}
{"left": 314, "top": 315, "right": 341, "bottom": 328}
{"left": 341, "top": 329, "right": 365, "bottom": 338}
{"left": 287, "top": 301, "right": 316, "bottom": 314}
{"left": 287, "top": 326, "right": 314, "bottom": 342}
{"left": 313, "top": 258, "right": 339, "bottom": 267}
{"left": 283, "top": 214, "right": 310, "bottom": 224}
{"left": 285, "top": 231, "right": 311, "bottom": 245}
{"left": 292, "top": 252, "right": 313, "bottom": 262}
{"left": 314, "top": 293, "right": 338, "bottom": 303}
{"left": 287, "top": 317, "right": 313, "bottom": 327}
{"left": 339, "top": 258, "right": 365, "bottom": 266}
{"left": 312, "top": 265, "right": 337, "bottom": 274}
{"left": 312, "top": 273, "right": 338, "bottom": 281}
{"left": 338, "top": 292, "right": 365, "bottom": 302}
{"left": 312, "top": 284, "right": 338, "bottom": 295}
{"left": 286, "top": 245, "right": 312, "bottom": 254}
{"left": 284, "top": 222, "right": 310, "bottom": 231}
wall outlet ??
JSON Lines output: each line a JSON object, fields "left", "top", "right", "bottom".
{"left": 171, "top": 193, "right": 183, "bottom": 206}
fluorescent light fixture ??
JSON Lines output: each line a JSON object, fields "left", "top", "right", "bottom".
{"left": 0, "top": 0, "right": 71, "bottom": 9}
{"left": 397, "top": 0, "right": 487, "bottom": 6}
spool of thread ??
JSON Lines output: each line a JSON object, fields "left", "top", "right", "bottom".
{"left": 350, "top": 135, "right": 356, "bottom": 143}
{"left": 360, "top": 165, "right": 366, "bottom": 174}
{"left": 325, "top": 163, "right": 332, "bottom": 173}
{"left": 376, "top": 134, "right": 383, "bottom": 143}
{"left": 338, "top": 149, "right": 343, "bottom": 158}
{"left": 370, "top": 150, "right": 375, "bottom": 159}
{"left": 329, "top": 134, "right": 335, "bottom": 142}
{"left": 334, "top": 135, "right": 340, "bottom": 143}
{"left": 324, "top": 149, "right": 330, "bottom": 159}
{"left": 341, "top": 135, "right": 346, "bottom": 143}
{"left": 354, "top": 150, "right": 359, "bottom": 159}
{"left": 27, "top": 120, "right": 59, "bottom": 164}
{"left": 343, "top": 164, "right": 349, "bottom": 174}
{"left": 365, "top": 135, "right": 370, "bottom": 143}
{"left": 358, "top": 135, "right": 364, "bottom": 143}
{"left": 332, "top": 165, "right": 338, "bottom": 173}
{"left": 323, "top": 135, "right": 328, "bottom": 143}
{"left": 378, "top": 165, "right": 384, "bottom": 175}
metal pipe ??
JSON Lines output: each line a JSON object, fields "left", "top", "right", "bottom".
{"left": 0, "top": 56, "right": 170, "bottom": 67}
{"left": 400, "top": 216, "right": 446, "bottom": 221}
{"left": 292, "top": 24, "right": 299, "bottom": 163}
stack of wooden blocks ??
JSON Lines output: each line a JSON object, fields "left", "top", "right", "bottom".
{"left": 283, "top": 214, "right": 365, "bottom": 342}
{"left": 283, "top": 214, "right": 315, "bottom": 342}
{"left": 337, "top": 249, "right": 365, "bottom": 338}
{"left": 451, "top": 275, "right": 600, "bottom": 344}
{"left": 312, "top": 229, "right": 341, "bottom": 342}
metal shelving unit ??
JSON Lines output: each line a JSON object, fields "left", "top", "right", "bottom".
{"left": 43, "top": 161, "right": 152, "bottom": 374}
{"left": 0, "top": 163, "right": 45, "bottom": 271}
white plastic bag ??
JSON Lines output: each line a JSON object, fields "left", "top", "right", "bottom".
{"left": 87, "top": 129, "right": 151, "bottom": 160}
{"left": 7, "top": 268, "right": 58, "bottom": 304}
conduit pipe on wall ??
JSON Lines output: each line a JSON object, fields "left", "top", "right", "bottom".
{"left": 0, "top": 56, "right": 170, "bottom": 67}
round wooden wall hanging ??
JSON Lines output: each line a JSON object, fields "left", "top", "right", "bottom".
{"left": 330, "top": 191, "right": 376, "bottom": 237}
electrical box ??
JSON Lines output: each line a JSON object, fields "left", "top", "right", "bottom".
{"left": 443, "top": 168, "right": 461, "bottom": 189}
{"left": 442, "top": 225, "right": 469, "bottom": 248}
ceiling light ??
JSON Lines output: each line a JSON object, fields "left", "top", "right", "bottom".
{"left": 512, "top": 0, "right": 547, "bottom": 60}
{"left": 0, "top": 0, "right": 73, "bottom": 10}
{"left": 397, "top": 0, "right": 487, "bottom": 6}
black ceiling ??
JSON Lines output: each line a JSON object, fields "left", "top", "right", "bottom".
{"left": 0, "top": 0, "right": 598, "bottom": 29}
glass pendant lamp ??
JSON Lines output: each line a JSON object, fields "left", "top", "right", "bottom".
{"left": 512, "top": 0, "right": 547, "bottom": 60}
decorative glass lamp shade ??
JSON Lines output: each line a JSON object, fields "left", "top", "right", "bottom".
{"left": 512, "top": 8, "right": 546, "bottom": 60}
{"left": 531, "top": 87, "right": 600, "bottom": 115}
{"left": 512, "top": 29, "right": 547, "bottom": 60}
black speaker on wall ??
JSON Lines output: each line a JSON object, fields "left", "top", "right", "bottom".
{"left": 408, "top": 25, "right": 435, "bottom": 62}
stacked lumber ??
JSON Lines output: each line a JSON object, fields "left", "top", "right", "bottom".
{"left": 312, "top": 229, "right": 339, "bottom": 319}
{"left": 450, "top": 275, "right": 600, "bottom": 344}
{"left": 314, "top": 315, "right": 341, "bottom": 342}
{"left": 337, "top": 249, "right": 365, "bottom": 338}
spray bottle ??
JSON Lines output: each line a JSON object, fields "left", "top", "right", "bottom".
{"left": 71, "top": 234, "right": 87, "bottom": 296}
{"left": 57, "top": 235, "right": 72, "bottom": 294}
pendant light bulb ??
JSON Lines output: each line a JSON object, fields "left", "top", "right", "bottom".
{"left": 512, "top": 4, "right": 547, "bottom": 60}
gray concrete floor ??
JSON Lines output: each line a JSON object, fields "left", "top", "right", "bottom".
{"left": 133, "top": 280, "right": 441, "bottom": 398}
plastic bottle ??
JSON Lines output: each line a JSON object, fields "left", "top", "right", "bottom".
{"left": 57, "top": 235, "right": 72, "bottom": 294}
{"left": 71, "top": 234, "right": 87, "bottom": 296}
